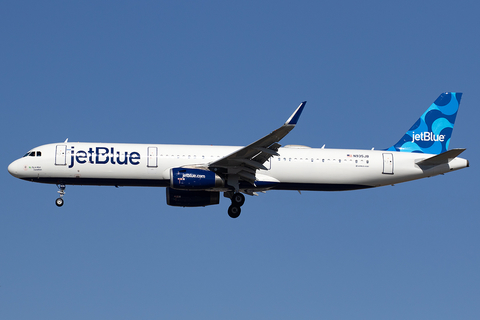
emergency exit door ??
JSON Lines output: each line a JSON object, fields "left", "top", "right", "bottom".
{"left": 147, "top": 147, "right": 158, "bottom": 168}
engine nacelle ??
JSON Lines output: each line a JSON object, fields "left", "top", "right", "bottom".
{"left": 170, "top": 168, "right": 224, "bottom": 190}
{"left": 166, "top": 188, "right": 220, "bottom": 207}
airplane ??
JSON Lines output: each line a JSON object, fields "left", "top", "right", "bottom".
{"left": 8, "top": 92, "right": 468, "bottom": 218}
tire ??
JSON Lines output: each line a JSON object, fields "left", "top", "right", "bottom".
{"left": 55, "top": 198, "right": 64, "bottom": 207}
{"left": 228, "top": 205, "right": 241, "bottom": 218}
{"left": 231, "top": 193, "right": 245, "bottom": 207}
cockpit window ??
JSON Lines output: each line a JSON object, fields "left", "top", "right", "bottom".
{"left": 23, "top": 151, "right": 41, "bottom": 157}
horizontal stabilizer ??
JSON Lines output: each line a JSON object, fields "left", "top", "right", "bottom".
{"left": 416, "top": 148, "right": 466, "bottom": 166}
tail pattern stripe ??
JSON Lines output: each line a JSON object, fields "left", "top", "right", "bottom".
{"left": 387, "top": 92, "right": 462, "bottom": 154}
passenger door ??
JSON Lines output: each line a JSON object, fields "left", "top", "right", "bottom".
{"left": 55, "top": 145, "right": 67, "bottom": 165}
{"left": 382, "top": 153, "right": 394, "bottom": 174}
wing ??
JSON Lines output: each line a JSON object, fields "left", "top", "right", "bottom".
{"left": 209, "top": 101, "right": 306, "bottom": 189}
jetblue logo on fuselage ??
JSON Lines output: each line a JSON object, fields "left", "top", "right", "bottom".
{"left": 411, "top": 132, "right": 445, "bottom": 143}
{"left": 68, "top": 146, "right": 141, "bottom": 168}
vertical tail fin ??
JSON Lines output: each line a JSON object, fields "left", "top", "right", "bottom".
{"left": 387, "top": 92, "right": 462, "bottom": 154}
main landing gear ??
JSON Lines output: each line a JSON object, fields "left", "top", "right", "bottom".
{"left": 55, "top": 184, "right": 66, "bottom": 207}
{"left": 227, "top": 192, "right": 245, "bottom": 218}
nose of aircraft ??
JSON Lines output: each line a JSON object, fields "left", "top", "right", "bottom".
{"left": 8, "top": 160, "right": 20, "bottom": 177}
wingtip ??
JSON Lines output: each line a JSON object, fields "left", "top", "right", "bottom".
{"left": 285, "top": 101, "right": 307, "bottom": 125}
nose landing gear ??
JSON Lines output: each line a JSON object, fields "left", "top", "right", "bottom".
{"left": 55, "top": 184, "right": 66, "bottom": 207}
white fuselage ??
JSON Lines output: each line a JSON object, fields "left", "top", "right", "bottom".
{"left": 7, "top": 142, "right": 469, "bottom": 191}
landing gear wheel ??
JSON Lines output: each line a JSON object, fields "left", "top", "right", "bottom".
{"left": 55, "top": 198, "right": 64, "bottom": 207}
{"left": 228, "top": 205, "right": 241, "bottom": 218}
{"left": 55, "top": 184, "right": 66, "bottom": 207}
{"left": 231, "top": 193, "right": 245, "bottom": 206}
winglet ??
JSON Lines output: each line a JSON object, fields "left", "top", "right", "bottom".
{"left": 285, "top": 101, "right": 306, "bottom": 125}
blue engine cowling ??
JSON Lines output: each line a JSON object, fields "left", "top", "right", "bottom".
{"left": 166, "top": 188, "right": 220, "bottom": 207}
{"left": 170, "top": 168, "right": 224, "bottom": 190}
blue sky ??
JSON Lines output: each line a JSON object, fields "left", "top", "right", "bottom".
{"left": 1, "top": 1, "right": 479, "bottom": 319}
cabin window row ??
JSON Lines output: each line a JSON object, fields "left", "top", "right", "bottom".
{"left": 277, "top": 157, "right": 369, "bottom": 164}
{"left": 158, "top": 154, "right": 221, "bottom": 159}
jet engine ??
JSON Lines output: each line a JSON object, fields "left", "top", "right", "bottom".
{"left": 166, "top": 188, "right": 220, "bottom": 207}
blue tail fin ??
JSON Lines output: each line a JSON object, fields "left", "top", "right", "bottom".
{"left": 387, "top": 92, "right": 462, "bottom": 154}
